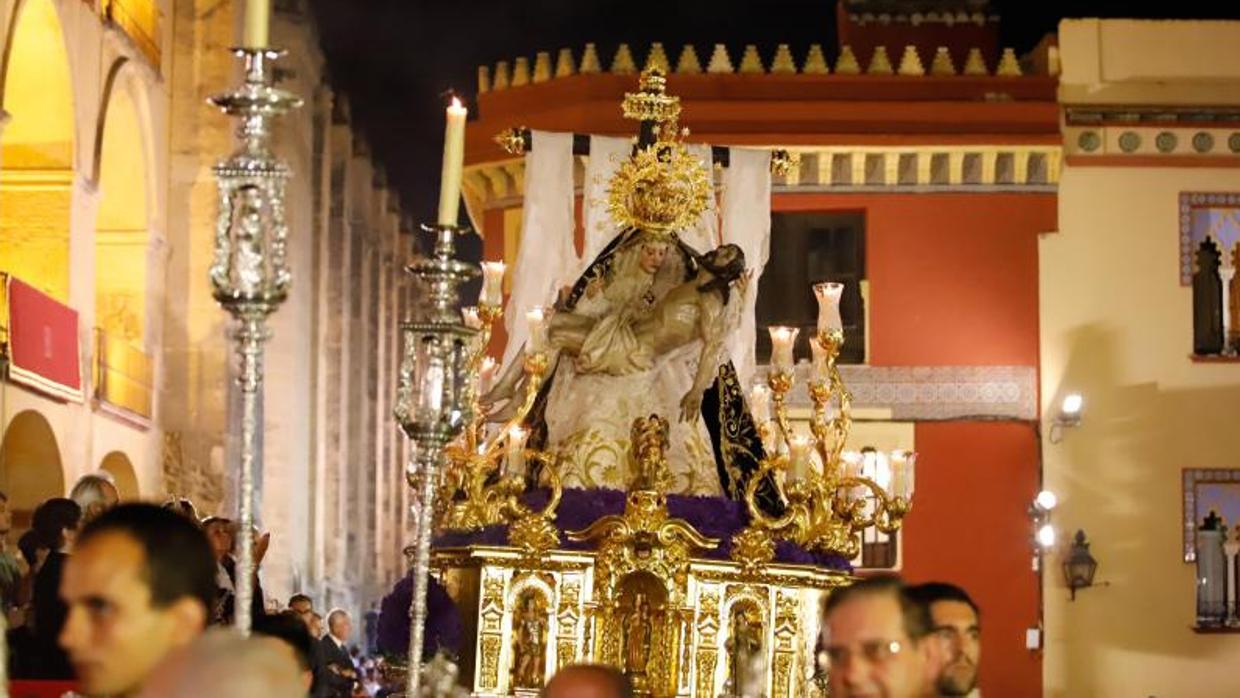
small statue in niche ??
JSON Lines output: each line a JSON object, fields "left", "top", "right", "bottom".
{"left": 724, "top": 605, "right": 765, "bottom": 697}
{"left": 622, "top": 592, "right": 654, "bottom": 678}
{"left": 512, "top": 593, "right": 549, "bottom": 688}
{"left": 230, "top": 185, "right": 267, "bottom": 296}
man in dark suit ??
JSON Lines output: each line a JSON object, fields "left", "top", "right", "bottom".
{"left": 316, "top": 608, "right": 357, "bottom": 697}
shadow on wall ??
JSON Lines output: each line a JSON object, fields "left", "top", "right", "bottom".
{"left": 1046, "top": 323, "right": 1240, "bottom": 697}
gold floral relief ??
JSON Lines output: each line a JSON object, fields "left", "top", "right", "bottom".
{"left": 694, "top": 649, "right": 718, "bottom": 698}
{"left": 479, "top": 634, "right": 502, "bottom": 690}
{"left": 772, "top": 652, "right": 794, "bottom": 698}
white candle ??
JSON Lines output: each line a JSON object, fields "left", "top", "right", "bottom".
{"left": 891, "top": 450, "right": 916, "bottom": 499}
{"left": 768, "top": 326, "right": 799, "bottom": 373}
{"left": 461, "top": 306, "right": 482, "bottom": 330}
{"left": 809, "top": 336, "right": 829, "bottom": 382}
{"left": 813, "top": 282, "right": 844, "bottom": 335}
{"left": 242, "top": 0, "right": 270, "bottom": 49}
{"left": 480, "top": 261, "right": 506, "bottom": 307}
{"left": 841, "top": 451, "right": 865, "bottom": 502}
{"left": 788, "top": 434, "right": 813, "bottom": 482}
{"left": 527, "top": 306, "right": 549, "bottom": 353}
{"left": 507, "top": 426, "right": 529, "bottom": 477}
{"left": 418, "top": 357, "right": 445, "bottom": 416}
{"left": 749, "top": 385, "right": 771, "bottom": 425}
{"left": 478, "top": 357, "right": 498, "bottom": 397}
{"left": 437, "top": 98, "right": 468, "bottom": 226}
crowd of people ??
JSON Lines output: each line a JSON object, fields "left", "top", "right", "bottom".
{"left": 0, "top": 473, "right": 983, "bottom": 698}
{"left": 2, "top": 475, "right": 392, "bottom": 697}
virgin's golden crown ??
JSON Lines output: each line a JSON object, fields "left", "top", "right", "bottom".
{"left": 607, "top": 70, "right": 712, "bottom": 235}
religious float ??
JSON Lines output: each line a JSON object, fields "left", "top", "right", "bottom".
{"left": 381, "top": 70, "right": 918, "bottom": 698}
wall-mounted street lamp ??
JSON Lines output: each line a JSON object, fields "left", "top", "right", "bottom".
{"left": 1048, "top": 392, "right": 1084, "bottom": 444}
{"left": 1063, "top": 529, "right": 1099, "bottom": 600}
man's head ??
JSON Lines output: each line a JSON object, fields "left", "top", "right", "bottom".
{"left": 288, "top": 593, "right": 313, "bottom": 617}
{"left": 70, "top": 473, "right": 120, "bottom": 523}
{"left": 59, "top": 503, "right": 216, "bottom": 697}
{"left": 32, "top": 497, "right": 82, "bottom": 551}
{"left": 821, "top": 576, "right": 937, "bottom": 698}
{"left": 907, "top": 582, "right": 981, "bottom": 697}
{"left": 200, "top": 516, "right": 234, "bottom": 561}
{"left": 542, "top": 664, "right": 634, "bottom": 698}
{"left": 138, "top": 629, "right": 305, "bottom": 698}
{"left": 308, "top": 611, "right": 323, "bottom": 639}
{"left": 254, "top": 611, "right": 316, "bottom": 692}
{"left": 327, "top": 608, "right": 352, "bottom": 641}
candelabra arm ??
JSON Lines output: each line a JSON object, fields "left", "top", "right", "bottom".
{"left": 480, "top": 352, "right": 548, "bottom": 460}
{"left": 767, "top": 371, "right": 795, "bottom": 453}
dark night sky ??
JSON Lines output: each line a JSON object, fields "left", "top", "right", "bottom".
{"left": 305, "top": 0, "right": 1240, "bottom": 220}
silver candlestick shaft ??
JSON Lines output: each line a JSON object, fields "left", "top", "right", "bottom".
{"left": 208, "top": 47, "right": 302, "bottom": 635}
{"left": 394, "top": 224, "right": 479, "bottom": 695}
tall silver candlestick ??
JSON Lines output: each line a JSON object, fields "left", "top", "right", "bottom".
{"left": 208, "top": 47, "right": 302, "bottom": 635}
{"left": 394, "top": 224, "right": 479, "bottom": 695}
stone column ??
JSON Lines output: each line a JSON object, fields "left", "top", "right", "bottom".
{"left": 67, "top": 174, "right": 101, "bottom": 478}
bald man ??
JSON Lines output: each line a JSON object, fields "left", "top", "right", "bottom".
{"left": 139, "top": 629, "right": 305, "bottom": 698}
{"left": 542, "top": 664, "right": 634, "bottom": 698}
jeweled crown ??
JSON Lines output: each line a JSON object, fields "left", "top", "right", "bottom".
{"left": 607, "top": 69, "right": 712, "bottom": 235}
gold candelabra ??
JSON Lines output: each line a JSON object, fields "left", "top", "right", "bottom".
{"left": 735, "top": 282, "right": 916, "bottom": 564}
{"left": 436, "top": 298, "right": 564, "bottom": 556}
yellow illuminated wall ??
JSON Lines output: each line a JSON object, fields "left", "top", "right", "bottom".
{"left": 96, "top": 86, "right": 149, "bottom": 342}
{"left": 0, "top": 0, "right": 74, "bottom": 301}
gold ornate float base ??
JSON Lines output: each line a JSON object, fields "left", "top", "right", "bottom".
{"left": 432, "top": 545, "right": 849, "bottom": 698}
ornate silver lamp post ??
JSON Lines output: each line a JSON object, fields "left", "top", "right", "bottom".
{"left": 394, "top": 223, "right": 479, "bottom": 695}
{"left": 208, "top": 47, "right": 302, "bottom": 634}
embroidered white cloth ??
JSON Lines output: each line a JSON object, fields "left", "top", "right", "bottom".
{"left": 502, "top": 130, "right": 578, "bottom": 370}
{"left": 580, "top": 135, "right": 632, "bottom": 272}
{"left": 682, "top": 143, "right": 720, "bottom": 253}
{"left": 720, "top": 147, "right": 772, "bottom": 387}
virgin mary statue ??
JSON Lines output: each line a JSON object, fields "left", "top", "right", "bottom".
{"left": 484, "top": 113, "right": 772, "bottom": 506}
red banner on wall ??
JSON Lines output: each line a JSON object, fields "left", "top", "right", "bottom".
{"left": 4, "top": 275, "right": 82, "bottom": 402}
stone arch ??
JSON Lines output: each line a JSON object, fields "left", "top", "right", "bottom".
{"left": 0, "top": 0, "right": 76, "bottom": 301}
{"left": 93, "top": 57, "right": 152, "bottom": 344}
{"left": 99, "top": 451, "right": 139, "bottom": 500}
{"left": 0, "top": 410, "right": 66, "bottom": 528}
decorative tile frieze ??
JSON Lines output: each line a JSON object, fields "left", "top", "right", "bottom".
{"left": 781, "top": 364, "right": 1038, "bottom": 421}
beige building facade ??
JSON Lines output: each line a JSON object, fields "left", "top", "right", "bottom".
{"left": 1042, "top": 19, "right": 1240, "bottom": 698}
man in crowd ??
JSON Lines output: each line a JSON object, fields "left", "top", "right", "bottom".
{"left": 542, "top": 664, "right": 634, "bottom": 698}
{"left": 289, "top": 593, "right": 314, "bottom": 621}
{"left": 202, "top": 515, "right": 267, "bottom": 625}
{"left": 820, "top": 576, "right": 947, "bottom": 698}
{"left": 69, "top": 472, "right": 120, "bottom": 524}
{"left": 908, "top": 582, "right": 982, "bottom": 698}
{"left": 318, "top": 608, "right": 358, "bottom": 697}
{"left": 59, "top": 503, "right": 216, "bottom": 697}
{"left": 0, "top": 490, "right": 23, "bottom": 614}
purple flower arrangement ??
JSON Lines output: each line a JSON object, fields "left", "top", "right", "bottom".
{"left": 377, "top": 487, "right": 851, "bottom": 655}
{"left": 377, "top": 573, "right": 463, "bottom": 659}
